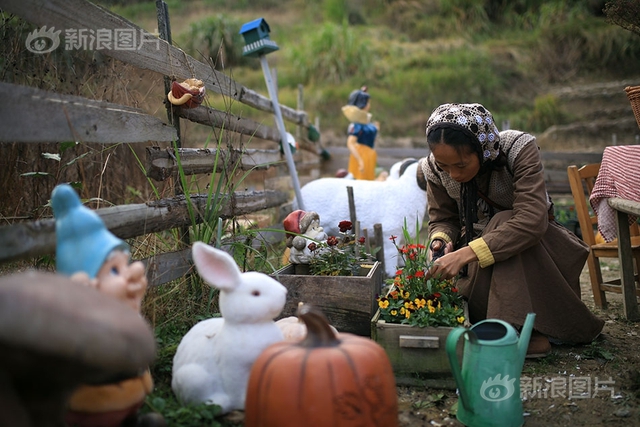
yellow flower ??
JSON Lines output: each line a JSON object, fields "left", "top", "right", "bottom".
{"left": 400, "top": 307, "right": 405, "bottom": 315}
{"left": 404, "top": 309, "right": 411, "bottom": 319}
{"left": 457, "top": 316, "right": 465, "bottom": 324}
{"left": 428, "top": 305, "right": 436, "bottom": 314}
{"left": 403, "top": 290, "right": 411, "bottom": 299}
{"left": 390, "top": 309, "right": 398, "bottom": 316}
{"left": 414, "top": 298, "right": 426, "bottom": 309}
{"left": 378, "top": 299, "right": 389, "bottom": 309}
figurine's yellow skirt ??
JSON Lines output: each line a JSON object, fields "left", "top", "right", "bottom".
{"left": 348, "top": 144, "right": 377, "bottom": 180}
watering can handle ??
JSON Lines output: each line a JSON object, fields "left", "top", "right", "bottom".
{"left": 446, "top": 327, "right": 477, "bottom": 414}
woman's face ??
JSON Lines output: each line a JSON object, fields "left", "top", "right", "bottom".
{"left": 431, "top": 143, "right": 480, "bottom": 183}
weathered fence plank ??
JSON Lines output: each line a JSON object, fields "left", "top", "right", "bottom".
{"left": 178, "top": 106, "right": 281, "bottom": 143}
{"left": 0, "top": 190, "right": 289, "bottom": 264}
{"left": 142, "top": 248, "right": 193, "bottom": 287}
{"left": 0, "top": 82, "right": 178, "bottom": 143}
{"left": 2, "top": 0, "right": 308, "bottom": 127}
{"left": 146, "top": 147, "right": 283, "bottom": 181}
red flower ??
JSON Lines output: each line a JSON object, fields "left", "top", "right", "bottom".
{"left": 451, "top": 287, "right": 458, "bottom": 293}
{"left": 338, "top": 220, "right": 353, "bottom": 233}
{"left": 389, "top": 235, "right": 397, "bottom": 242}
{"left": 308, "top": 242, "right": 317, "bottom": 252}
{"left": 326, "top": 236, "right": 339, "bottom": 246}
{"left": 358, "top": 236, "right": 365, "bottom": 244}
{"left": 433, "top": 292, "right": 442, "bottom": 299}
{"left": 414, "top": 270, "right": 425, "bottom": 278}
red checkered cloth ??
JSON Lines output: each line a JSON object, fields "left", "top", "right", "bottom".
{"left": 589, "top": 145, "right": 640, "bottom": 242}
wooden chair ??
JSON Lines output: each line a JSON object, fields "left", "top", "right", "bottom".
{"left": 567, "top": 163, "right": 640, "bottom": 308}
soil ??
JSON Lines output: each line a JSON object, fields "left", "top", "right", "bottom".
{"left": 393, "top": 261, "right": 640, "bottom": 427}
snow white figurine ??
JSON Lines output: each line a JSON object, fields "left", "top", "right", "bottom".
{"left": 342, "top": 86, "right": 380, "bottom": 180}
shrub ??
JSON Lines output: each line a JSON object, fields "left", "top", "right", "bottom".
{"left": 287, "top": 22, "right": 374, "bottom": 84}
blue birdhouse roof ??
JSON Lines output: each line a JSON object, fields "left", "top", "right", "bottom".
{"left": 239, "top": 17, "right": 279, "bottom": 57}
{"left": 239, "top": 18, "right": 270, "bottom": 36}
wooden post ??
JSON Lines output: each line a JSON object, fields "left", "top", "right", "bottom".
{"left": 374, "top": 223, "right": 385, "bottom": 270}
{"left": 347, "top": 186, "right": 356, "bottom": 226}
{"left": 156, "top": 0, "right": 189, "bottom": 246}
{"left": 297, "top": 84, "right": 304, "bottom": 141}
{"left": 155, "top": 0, "right": 181, "bottom": 148}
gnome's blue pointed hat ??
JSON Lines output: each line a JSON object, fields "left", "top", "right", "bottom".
{"left": 51, "top": 184, "right": 129, "bottom": 278}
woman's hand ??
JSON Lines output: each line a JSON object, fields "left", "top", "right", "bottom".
{"left": 427, "top": 245, "right": 476, "bottom": 280}
{"left": 428, "top": 239, "right": 452, "bottom": 262}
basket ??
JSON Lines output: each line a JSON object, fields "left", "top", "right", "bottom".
{"left": 624, "top": 86, "right": 640, "bottom": 129}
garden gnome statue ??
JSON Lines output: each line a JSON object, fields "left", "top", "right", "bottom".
{"left": 283, "top": 210, "right": 328, "bottom": 264}
{"left": 51, "top": 183, "right": 163, "bottom": 427}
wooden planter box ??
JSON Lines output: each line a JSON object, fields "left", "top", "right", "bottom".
{"left": 271, "top": 262, "right": 383, "bottom": 337}
{"left": 371, "top": 309, "right": 464, "bottom": 389}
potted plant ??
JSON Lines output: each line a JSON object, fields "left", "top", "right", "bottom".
{"left": 272, "top": 214, "right": 383, "bottom": 337}
{"left": 371, "top": 221, "right": 468, "bottom": 389}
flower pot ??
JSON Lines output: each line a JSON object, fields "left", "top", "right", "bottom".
{"left": 370, "top": 303, "right": 468, "bottom": 390}
{"left": 271, "top": 262, "right": 383, "bottom": 337}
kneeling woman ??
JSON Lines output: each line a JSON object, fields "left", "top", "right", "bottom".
{"left": 422, "top": 103, "right": 603, "bottom": 357}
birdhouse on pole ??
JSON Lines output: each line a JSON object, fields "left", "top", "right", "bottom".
{"left": 239, "top": 18, "right": 279, "bottom": 57}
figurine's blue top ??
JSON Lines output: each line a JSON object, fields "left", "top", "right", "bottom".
{"left": 51, "top": 183, "right": 129, "bottom": 278}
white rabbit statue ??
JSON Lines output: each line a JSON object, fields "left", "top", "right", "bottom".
{"left": 171, "top": 242, "right": 287, "bottom": 413}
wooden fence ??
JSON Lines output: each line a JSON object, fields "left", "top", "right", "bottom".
{"left": 0, "top": 0, "right": 326, "bottom": 286}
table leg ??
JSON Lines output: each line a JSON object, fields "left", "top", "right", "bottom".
{"left": 615, "top": 209, "right": 639, "bottom": 320}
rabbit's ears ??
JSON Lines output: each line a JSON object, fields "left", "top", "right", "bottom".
{"left": 192, "top": 242, "right": 242, "bottom": 292}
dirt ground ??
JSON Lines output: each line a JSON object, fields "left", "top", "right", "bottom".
{"left": 394, "top": 261, "right": 640, "bottom": 427}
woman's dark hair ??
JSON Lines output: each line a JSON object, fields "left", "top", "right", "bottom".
{"left": 427, "top": 126, "right": 483, "bottom": 164}
{"left": 427, "top": 126, "right": 506, "bottom": 173}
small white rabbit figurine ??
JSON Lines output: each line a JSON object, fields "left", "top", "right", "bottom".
{"left": 171, "top": 242, "right": 287, "bottom": 413}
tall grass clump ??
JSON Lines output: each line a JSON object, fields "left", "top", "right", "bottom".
{"left": 178, "top": 14, "right": 250, "bottom": 69}
{"left": 527, "top": 94, "right": 570, "bottom": 132}
{"left": 287, "top": 22, "right": 374, "bottom": 84}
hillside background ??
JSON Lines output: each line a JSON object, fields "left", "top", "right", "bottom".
{"left": 101, "top": 0, "right": 640, "bottom": 150}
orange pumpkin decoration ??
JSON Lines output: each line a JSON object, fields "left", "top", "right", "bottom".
{"left": 245, "top": 304, "right": 398, "bottom": 427}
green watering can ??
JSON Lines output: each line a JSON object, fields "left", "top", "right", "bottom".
{"left": 446, "top": 313, "right": 535, "bottom": 427}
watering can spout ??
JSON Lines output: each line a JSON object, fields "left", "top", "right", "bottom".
{"left": 518, "top": 313, "right": 536, "bottom": 364}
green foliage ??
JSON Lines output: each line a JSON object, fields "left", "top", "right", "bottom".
{"left": 307, "top": 220, "right": 376, "bottom": 276}
{"left": 581, "top": 340, "right": 615, "bottom": 361}
{"left": 437, "top": 0, "right": 491, "bottom": 33}
{"left": 287, "top": 22, "right": 374, "bottom": 84}
{"left": 178, "top": 14, "right": 248, "bottom": 69}
{"left": 527, "top": 94, "right": 569, "bottom": 132}
{"left": 322, "top": 0, "right": 348, "bottom": 24}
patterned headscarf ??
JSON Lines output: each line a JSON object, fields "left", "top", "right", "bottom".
{"left": 425, "top": 103, "right": 502, "bottom": 269}
{"left": 425, "top": 103, "right": 501, "bottom": 164}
